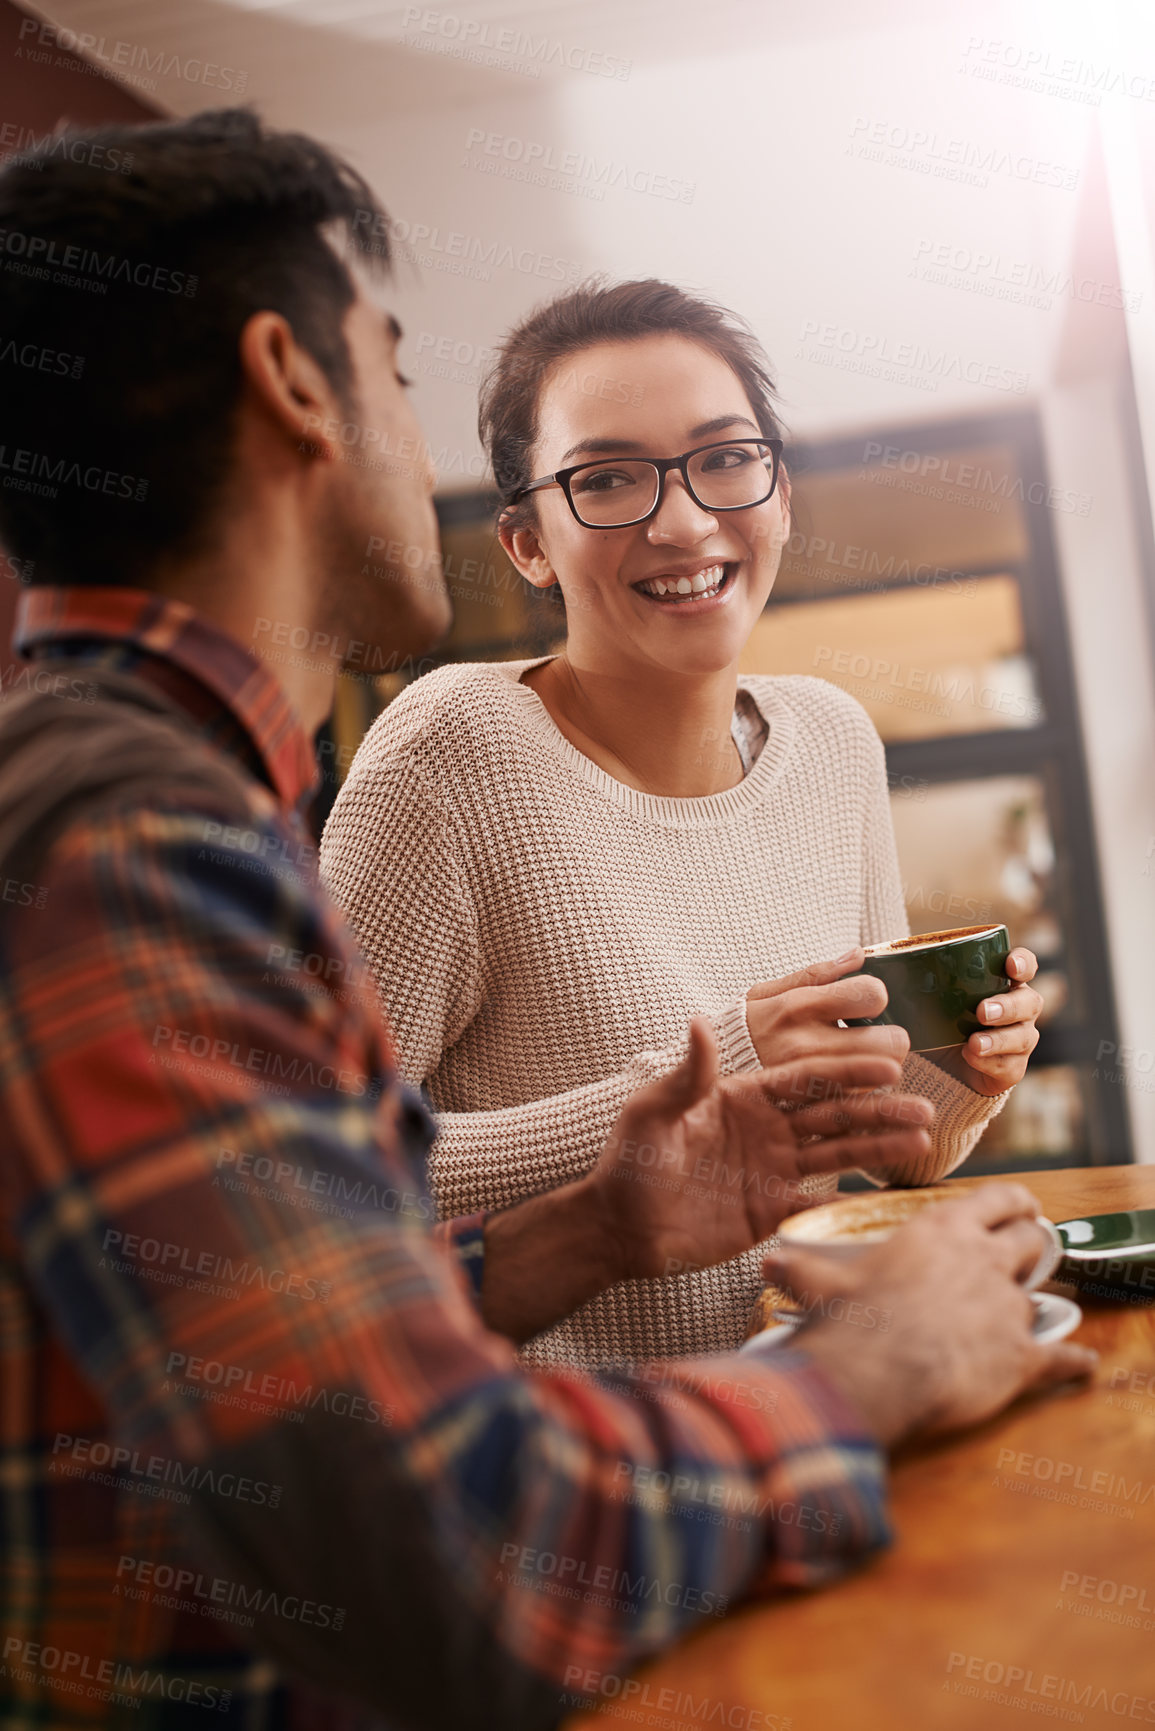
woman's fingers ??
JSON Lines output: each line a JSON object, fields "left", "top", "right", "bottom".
{"left": 756, "top": 1018, "right": 910, "bottom": 1076}
{"left": 789, "top": 1091, "right": 935, "bottom": 1138}
{"left": 746, "top": 949, "right": 865, "bottom": 1001}
{"left": 790, "top": 1125, "right": 934, "bottom": 1181}
{"left": 977, "top": 983, "right": 1043, "bottom": 1031}
{"left": 759, "top": 1053, "right": 906, "bottom": 1103}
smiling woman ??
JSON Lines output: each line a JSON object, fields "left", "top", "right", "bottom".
{"left": 319, "top": 279, "right": 1045, "bottom": 1368}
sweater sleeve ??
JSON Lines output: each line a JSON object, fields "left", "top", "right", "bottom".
{"left": 320, "top": 747, "right": 763, "bottom": 1221}
{"left": 858, "top": 720, "right": 1007, "bottom": 1187}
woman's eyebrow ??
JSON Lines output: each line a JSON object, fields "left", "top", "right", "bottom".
{"left": 558, "top": 415, "right": 760, "bottom": 465}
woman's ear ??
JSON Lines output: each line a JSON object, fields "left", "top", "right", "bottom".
{"left": 498, "top": 513, "right": 559, "bottom": 592}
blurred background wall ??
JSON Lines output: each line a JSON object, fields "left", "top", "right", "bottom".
{"left": 4, "top": 0, "right": 1155, "bottom": 1171}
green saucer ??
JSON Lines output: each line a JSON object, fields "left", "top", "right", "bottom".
{"left": 1055, "top": 1209, "right": 1155, "bottom": 1303}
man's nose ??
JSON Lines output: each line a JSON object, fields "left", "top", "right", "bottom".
{"left": 646, "top": 472, "right": 718, "bottom": 544}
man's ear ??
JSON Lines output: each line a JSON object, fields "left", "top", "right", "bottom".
{"left": 237, "top": 310, "right": 341, "bottom": 462}
{"left": 497, "top": 512, "right": 558, "bottom": 592}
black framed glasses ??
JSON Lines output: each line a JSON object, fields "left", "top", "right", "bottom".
{"left": 510, "top": 437, "right": 784, "bottom": 529}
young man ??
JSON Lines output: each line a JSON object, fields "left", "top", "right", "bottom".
{"left": 0, "top": 110, "right": 1091, "bottom": 1729}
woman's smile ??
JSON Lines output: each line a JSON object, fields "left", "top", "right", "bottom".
{"left": 630, "top": 558, "right": 740, "bottom": 614}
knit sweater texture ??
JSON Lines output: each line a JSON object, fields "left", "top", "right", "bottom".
{"left": 320, "top": 660, "right": 1005, "bottom": 1367}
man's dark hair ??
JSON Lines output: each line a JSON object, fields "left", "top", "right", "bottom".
{"left": 0, "top": 108, "right": 390, "bottom": 587}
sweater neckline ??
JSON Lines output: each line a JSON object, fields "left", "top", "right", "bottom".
{"left": 492, "top": 657, "right": 797, "bottom": 827}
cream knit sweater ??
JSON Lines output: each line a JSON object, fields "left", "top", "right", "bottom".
{"left": 320, "top": 660, "right": 1005, "bottom": 1367}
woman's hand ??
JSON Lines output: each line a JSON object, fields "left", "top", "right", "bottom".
{"left": 744, "top": 949, "right": 909, "bottom": 1084}
{"left": 929, "top": 947, "right": 1043, "bottom": 1096}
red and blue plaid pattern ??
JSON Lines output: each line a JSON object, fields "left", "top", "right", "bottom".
{"left": 0, "top": 587, "right": 890, "bottom": 1730}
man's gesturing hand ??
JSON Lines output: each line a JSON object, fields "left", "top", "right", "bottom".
{"left": 761, "top": 1182, "right": 1097, "bottom": 1446}
{"left": 586, "top": 1017, "right": 934, "bottom": 1284}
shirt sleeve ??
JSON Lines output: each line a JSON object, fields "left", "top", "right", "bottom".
{"left": 7, "top": 795, "right": 890, "bottom": 1731}
{"left": 858, "top": 718, "right": 1008, "bottom": 1184}
{"left": 320, "top": 746, "right": 762, "bottom": 1224}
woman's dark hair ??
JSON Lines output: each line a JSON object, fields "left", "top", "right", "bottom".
{"left": 478, "top": 277, "right": 785, "bottom": 531}
{"left": 0, "top": 107, "right": 390, "bottom": 588}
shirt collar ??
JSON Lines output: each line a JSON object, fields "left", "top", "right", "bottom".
{"left": 14, "top": 586, "right": 320, "bottom": 814}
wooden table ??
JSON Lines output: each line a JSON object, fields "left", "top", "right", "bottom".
{"left": 563, "top": 1167, "right": 1155, "bottom": 1731}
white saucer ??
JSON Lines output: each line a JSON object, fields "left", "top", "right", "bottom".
{"left": 1030, "top": 1290, "right": 1083, "bottom": 1344}
{"left": 741, "top": 1290, "right": 1083, "bottom": 1353}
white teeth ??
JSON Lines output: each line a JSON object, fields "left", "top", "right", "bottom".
{"left": 638, "top": 564, "right": 728, "bottom": 600}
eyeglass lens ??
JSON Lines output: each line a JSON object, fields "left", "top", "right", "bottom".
{"left": 568, "top": 441, "right": 775, "bottom": 526}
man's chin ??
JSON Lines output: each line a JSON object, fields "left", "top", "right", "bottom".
{"left": 385, "top": 582, "right": 453, "bottom": 658}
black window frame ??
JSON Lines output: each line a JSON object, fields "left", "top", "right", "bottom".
{"left": 776, "top": 406, "right": 1130, "bottom": 1169}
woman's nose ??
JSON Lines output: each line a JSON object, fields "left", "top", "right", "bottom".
{"left": 645, "top": 471, "right": 718, "bottom": 545}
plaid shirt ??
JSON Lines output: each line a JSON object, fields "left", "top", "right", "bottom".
{"left": 0, "top": 586, "right": 890, "bottom": 1731}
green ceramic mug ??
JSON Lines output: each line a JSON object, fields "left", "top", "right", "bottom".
{"left": 846, "top": 922, "right": 1013, "bottom": 1054}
